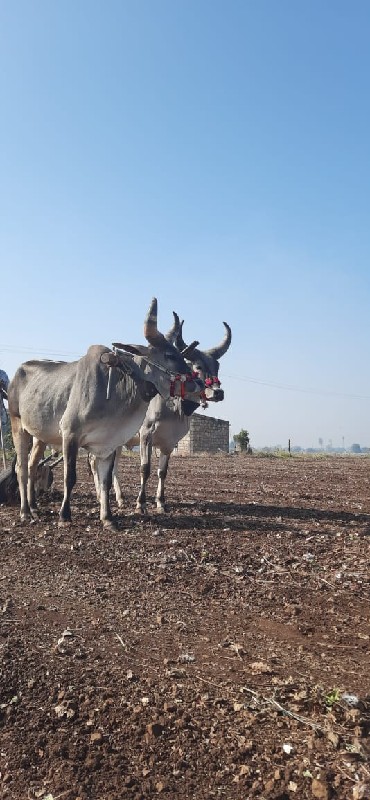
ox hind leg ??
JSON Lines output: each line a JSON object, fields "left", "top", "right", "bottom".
{"left": 136, "top": 433, "right": 153, "bottom": 513}
{"left": 87, "top": 452, "right": 101, "bottom": 501}
{"left": 10, "top": 416, "right": 32, "bottom": 522}
{"left": 88, "top": 448, "right": 123, "bottom": 509}
{"left": 156, "top": 451, "right": 171, "bottom": 513}
{"left": 28, "top": 438, "right": 47, "bottom": 518}
{"left": 92, "top": 453, "right": 116, "bottom": 528}
{"left": 112, "top": 448, "right": 124, "bottom": 507}
{"left": 59, "top": 435, "right": 79, "bottom": 526}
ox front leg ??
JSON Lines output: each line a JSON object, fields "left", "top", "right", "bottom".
{"left": 136, "top": 435, "right": 153, "bottom": 514}
{"left": 156, "top": 452, "right": 170, "bottom": 513}
{"left": 59, "top": 435, "right": 78, "bottom": 526}
{"left": 94, "top": 454, "right": 116, "bottom": 528}
{"left": 11, "top": 418, "right": 33, "bottom": 522}
{"left": 28, "top": 438, "right": 46, "bottom": 519}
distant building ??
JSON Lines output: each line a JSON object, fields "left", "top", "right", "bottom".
{"left": 175, "top": 413, "right": 230, "bottom": 455}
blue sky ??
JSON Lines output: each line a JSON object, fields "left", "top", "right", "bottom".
{"left": 1, "top": 0, "right": 370, "bottom": 449}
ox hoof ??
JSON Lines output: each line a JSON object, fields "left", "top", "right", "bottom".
{"left": 156, "top": 506, "right": 167, "bottom": 514}
{"left": 20, "top": 515, "right": 35, "bottom": 525}
{"left": 58, "top": 519, "right": 72, "bottom": 528}
{"left": 102, "top": 519, "right": 117, "bottom": 531}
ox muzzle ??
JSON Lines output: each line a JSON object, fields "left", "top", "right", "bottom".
{"left": 205, "top": 387, "right": 224, "bottom": 402}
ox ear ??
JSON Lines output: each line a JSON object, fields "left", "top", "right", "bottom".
{"left": 204, "top": 322, "right": 232, "bottom": 360}
{"left": 112, "top": 343, "right": 148, "bottom": 357}
{"left": 181, "top": 340, "right": 200, "bottom": 359}
{"left": 165, "top": 312, "right": 182, "bottom": 345}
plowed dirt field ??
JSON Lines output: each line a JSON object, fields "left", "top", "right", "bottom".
{"left": 1, "top": 453, "right": 369, "bottom": 799}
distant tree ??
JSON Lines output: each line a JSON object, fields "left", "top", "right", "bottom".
{"left": 350, "top": 443, "right": 361, "bottom": 453}
{"left": 233, "top": 429, "right": 251, "bottom": 453}
{"left": 318, "top": 437, "right": 323, "bottom": 449}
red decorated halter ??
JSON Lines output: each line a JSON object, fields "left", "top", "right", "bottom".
{"left": 170, "top": 373, "right": 195, "bottom": 399}
{"left": 205, "top": 376, "right": 221, "bottom": 387}
{"left": 167, "top": 370, "right": 222, "bottom": 401}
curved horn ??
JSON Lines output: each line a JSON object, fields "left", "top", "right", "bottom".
{"left": 165, "top": 312, "right": 182, "bottom": 345}
{"left": 143, "top": 298, "right": 165, "bottom": 346}
{"left": 204, "top": 322, "right": 232, "bottom": 360}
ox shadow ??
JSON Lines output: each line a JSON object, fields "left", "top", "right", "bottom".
{"left": 157, "top": 500, "right": 370, "bottom": 536}
{"left": 35, "top": 491, "right": 370, "bottom": 536}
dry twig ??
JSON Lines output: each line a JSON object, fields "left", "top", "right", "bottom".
{"left": 115, "top": 633, "right": 126, "bottom": 649}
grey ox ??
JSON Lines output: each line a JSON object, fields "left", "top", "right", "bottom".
{"left": 8, "top": 298, "right": 206, "bottom": 528}
{"left": 90, "top": 314, "right": 231, "bottom": 513}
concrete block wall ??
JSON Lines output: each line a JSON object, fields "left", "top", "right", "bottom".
{"left": 176, "top": 413, "right": 230, "bottom": 455}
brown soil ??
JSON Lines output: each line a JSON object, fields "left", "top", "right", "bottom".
{"left": 1, "top": 453, "right": 370, "bottom": 800}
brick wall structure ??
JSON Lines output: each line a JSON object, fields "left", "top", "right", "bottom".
{"left": 175, "top": 413, "right": 230, "bottom": 455}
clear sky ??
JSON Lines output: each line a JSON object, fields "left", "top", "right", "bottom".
{"left": 1, "top": 0, "right": 370, "bottom": 450}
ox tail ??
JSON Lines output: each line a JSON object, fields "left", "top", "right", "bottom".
{"left": 0, "top": 456, "right": 19, "bottom": 505}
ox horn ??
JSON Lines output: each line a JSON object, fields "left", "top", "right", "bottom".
{"left": 143, "top": 298, "right": 165, "bottom": 346}
{"left": 204, "top": 322, "right": 232, "bottom": 359}
{"left": 165, "top": 312, "right": 182, "bottom": 345}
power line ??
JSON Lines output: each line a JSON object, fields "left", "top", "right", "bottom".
{"left": 0, "top": 344, "right": 80, "bottom": 357}
{"left": 224, "top": 373, "right": 370, "bottom": 401}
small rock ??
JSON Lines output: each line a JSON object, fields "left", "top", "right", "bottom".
{"left": 311, "top": 778, "right": 329, "bottom": 799}
{"left": 90, "top": 731, "right": 103, "bottom": 744}
{"left": 341, "top": 692, "right": 360, "bottom": 708}
{"left": 178, "top": 653, "right": 195, "bottom": 663}
{"left": 249, "top": 661, "right": 272, "bottom": 674}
